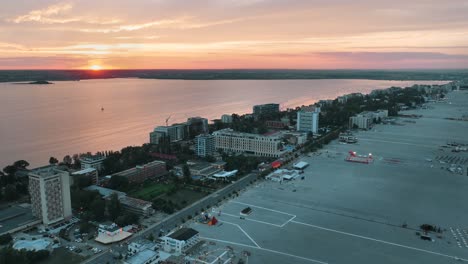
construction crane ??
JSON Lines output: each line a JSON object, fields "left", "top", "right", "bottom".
{"left": 165, "top": 115, "right": 171, "bottom": 126}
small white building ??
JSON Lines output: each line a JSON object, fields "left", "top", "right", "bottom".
{"left": 163, "top": 228, "right": 199, "bottom": 254}
{"left": 124, "top": 249, "right": 159, "bottom": 264}
{"left": 266, "top": 169, "right": 300, "bottom": 182}
{"left": 293, "top": 161, "right": 309, "bottom": 170}
{"left": 80, "top": 155, "right": 106, "bottom": 171}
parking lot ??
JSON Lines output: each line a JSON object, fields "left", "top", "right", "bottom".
{"left": 189, "top": 91, "right": 468, "bottom": 264}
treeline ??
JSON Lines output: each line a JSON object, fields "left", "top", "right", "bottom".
{"left": 0, "top": 160, "right": 30, "bottom": 202}
{"left": 0, "top": 247, "right": 49, "bottom": 264}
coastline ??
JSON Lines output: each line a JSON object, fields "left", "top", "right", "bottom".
{"left": 0, "top": 79, "right": 455, "bottom": 168}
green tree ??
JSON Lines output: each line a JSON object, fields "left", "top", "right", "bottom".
{"left": 63, "top": 155, "right": 72, "bottom": 166}
{"left": 2, "top": 165, "right": 17, "bottom": 176}
{"left": 79, "top": 221, "right": 92, "bottom": 233}
{"left": 182, "top": 164, "right": 192, "bottom": 183}
{"left": 0, "top": 234, "right": 12, "bottom": 245}
{"left": 107, "top": 193, "right": 122, "bottom": 221}
{"left": 49, "top": 157, "right": 59, "bottom": 165}
{"left": 4, "top": 184, "right": 18, "bottom": 201}
{"left": 13, "top": 160, "right": 29, "bottom": 169}
{"left": 148, "top": 233, "right": 154, "bottom": 241}
{"left": 107, "top": 176, "right": 129, "bottom": 191}
{"left": 90, "top": 199, "right": 106, "bottom": 221}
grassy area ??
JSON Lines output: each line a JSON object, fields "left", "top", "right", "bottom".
{"left": 162, "top": 188, "right": 208, "bottom": 208}
{"left": 129, "top": 182, "right": 175, "bottom": 200}
{"left": 40, "top": 248, "right": 85, "bottom": 264}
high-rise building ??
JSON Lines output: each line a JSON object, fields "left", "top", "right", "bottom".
{"left": 213, "top": 128, "right": 283, "bottom": 157}
{"left": 195, "top": 134, "right": 215, "bottom": 157}
{"left": 28, "top": 166, "right": 72, "bottom": 226}
{"left": 253, "top": 103, "right": 280, "bottom": 120}
{"left": 296, "top": 106, "right": 320, "bottom": 134}
{"left": 187, "top": 117, "right": 209, "bottom": 138}
{"left": 149, "top": 123, "right": 187, "bottom": 144}
{"left": 221, "top": 114, "right": 233, "bottom": 124}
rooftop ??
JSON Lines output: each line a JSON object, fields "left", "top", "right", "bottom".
{"left": 84, "top": 185, "right": 126, "bottom": 199}
{"left": 71, "top": 168, "right": 97, "bottom": 175}
{"left": 167, "top": 228, "right": 199, "bottom": 241}
{"left": 80, "top": 155, "right": 106, "bottom": 162}
{"left": 120, "top": 196, "right": 152, "bottom": 209}
{"left": 0, "top": 204, "right": 39, "bottom": 235}
{"left": 125, "top": 249, "right": 158, "bottom": 264}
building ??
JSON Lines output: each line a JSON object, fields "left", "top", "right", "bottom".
{"left": 253, "top": 103, "right": 280, "bottom": 120}
{"left": 119, "top": 196, "right": 154, "bottom": 217}
{"left": 349, "top": 114, "right": 372, "bottom": 130}
{"left": 349, "top": 110, "right": 388, "bottom": 130}
{"left": 70, "top": 168, "right": 98, "bottom": 186}
{"left": 265, "top": 120, "right": 288, "bottom": 129}
{"left": 221, "top": 114, "right": 233, "bottom": 123}
{"left": 297, "top": 106, "right": 320, "bottom": 134}
{"left": 213, "top": 128, "right": 284, "bottom": 157}
{"left": 163, "top": 228, "right": 199, "bottom": 254}
{"left": 80, "top": 155, "right": 106, "bottom": 171}
{"left": 84, "top": 186, "right": 153, "bottom": 215}
{"left": 187, "top": 117, "right": 209, "bottom": 137}
{"left": 282, "top": 131, "right": 307, "bottom": 145}
{"left": 128, "top": 240, "right": 157, "bottom": 255}
{"left": 266, "top": 169, "right": 300, "bottom": 182}
{"left": 95, "top": 223, "right": 132, "bottom": 244}
{"left": 195, "top": 134, "right": 215, "bottom": 157}
{"left": 28, "top": 167, "right": 72, "bottom": 226}
{"left": 124, "top": 249, "right": 159, "bottom": 264}
{"left": 84, "top": 185, "right": 127, "bottom": 199}
{"left": 113, "top": 160, "right": 167, "bottom": 183}
{"left": 149, "top": 123, "right": 187, "bottom": 144}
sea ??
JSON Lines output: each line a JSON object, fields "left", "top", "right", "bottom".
{"left": 0, "top": 78, "right": 448, "bottom": 168}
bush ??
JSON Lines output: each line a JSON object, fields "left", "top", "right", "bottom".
{"left": 0, "top": 234, "right": 12, "bottom": 245}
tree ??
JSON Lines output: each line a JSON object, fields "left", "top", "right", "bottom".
{"left": 0, "top": 234, "right": 12, "bottom": 245}
{"left": 182, "top": 164, "right": 192, "bottom": 184}
{"left": 13, "top": 160, "right": 29, "bottom": 169}
{"left": 49, "top": 157, "right": 59, "bottom": 165}
{"left": 2, "top": 165, "right": 17, "bottom": 176}
{"left": 107, "top": 176, "right": 129, "bottom": 191}
{"left": 75, "top": 175, "right": 92, "bottom": 189}
{"left": 90, "top": 199, "right": 106, "bottom": 221}
{"left": 107, "top": 193, "right": 122, "bottom": 221}
{"left": 4, "top": 184, "right": 18, "bottom": 201}
{"left": 115, "top": 212, "right": 139, "bottom": 227}
{"left": 148, "top": 233, "right": 154, "bottom": 242}
{"left": 72, "top": 154, "right": 81, "bottom": 169}
{"left": 79, "top": 221, "right": 92, "bottom": 233}
{"left": 63, "top": 155, "right": 72, "bottom": 166}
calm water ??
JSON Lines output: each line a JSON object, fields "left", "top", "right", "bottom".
{"left": 0, "top": 78, "right": 448, "bottom": 168}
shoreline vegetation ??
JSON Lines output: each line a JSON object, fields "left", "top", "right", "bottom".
{"left": 0, "top": 69, "right": 466, "bottom": 83}
{"left": 13, "top": 80, "right": 54, "bottom": 85}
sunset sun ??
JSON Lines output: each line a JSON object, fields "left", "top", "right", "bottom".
{"left": 90, "top": 65, "right": 102, "bottom": 71}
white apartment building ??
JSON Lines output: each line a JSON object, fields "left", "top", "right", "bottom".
{"left": 163, "top": 228, "right": 199, "bottom": 254}
{"left": 80, "top": 155, "right": 106, "bottom": 171}
{"left": 349, "top": 114, "right": 372, "bottom": 130}
{"left": 349, "top": 109, "right": 388, "bottom": 130}
{"left": 297, "top": 106, "right": 320, "bottom": 134}
{"left": 213, "top": 129, "right": 283, "bottom": 157}
{"left": 28, "top": 166, "right": 72, "bottom": 226}
{"left": 195, "top": 134, "right": 215, "bottom": 157}
{"left": 221, "top": 114, "right": 233, "bottom": 123}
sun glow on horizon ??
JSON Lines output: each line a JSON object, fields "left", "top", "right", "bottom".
{"left": 90, "top": 65, "right": 102, "bottom": 71}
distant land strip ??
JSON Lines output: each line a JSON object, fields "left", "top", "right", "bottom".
{"left": 0, "top": 69, "right": 467, "bottom": 82}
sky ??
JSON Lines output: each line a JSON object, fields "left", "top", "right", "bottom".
{"left": 1, "top": 0, "right": 468, "bottom": 69}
